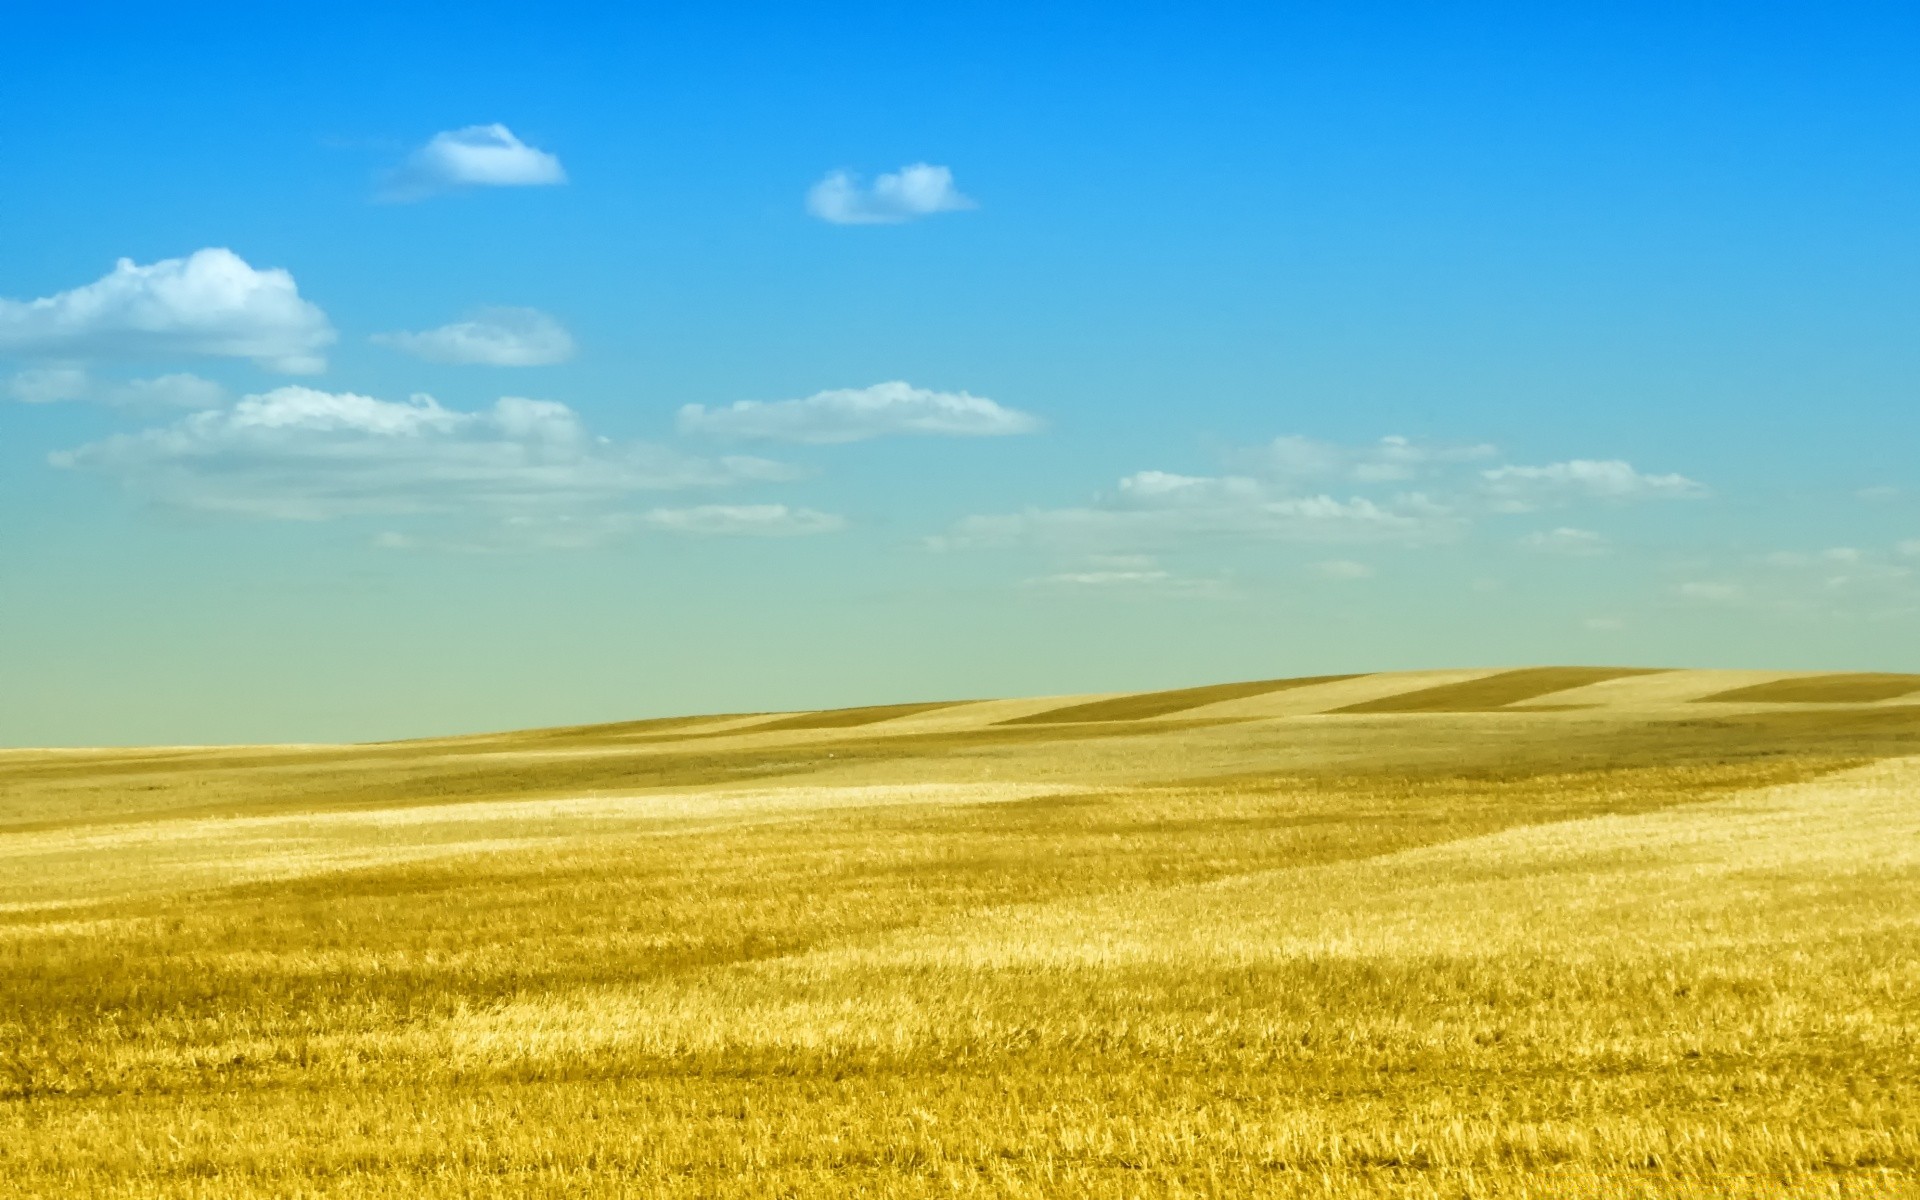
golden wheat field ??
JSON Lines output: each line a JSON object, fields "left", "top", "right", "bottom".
{"left": 4, "top": 666, "right": 1920, "bottom": 1198}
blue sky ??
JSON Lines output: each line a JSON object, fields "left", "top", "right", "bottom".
{"left": 4, "top": 2, "right": 1918, "bottom": 745}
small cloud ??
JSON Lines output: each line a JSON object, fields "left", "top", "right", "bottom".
{"left": 1249, "top": 434, "right": 1496, "bottom": 484}
{"left": 1900, "top": 540, "right": 1920, "bottom": 558}
{"left": 1310, "top": 559, "right": 1374, "bottom": 580}
{"left": 1857, "top": 485, "right": 1902, "bottom": 503}
{"left": 383, "top": 124, "right": 566, "bottom": 201}
{"left": 635, "top": 504, "right": 844, "bottom": 537}
{"left": 1023, "top": 554, "right": 1231, "bottom": 597}
{"left": 1520, "top": 527, "right": 1609, "bottom": 556}
{"left": 806, "top": 163, "right": 975, "bottom": 225}
{"left": 679, "top": 380, "right": 1038, "bottom": 443}
{"left": 1481, "top": 459, "right": 1707, "bottom": 510}
{"left": 373, "top": 307, "right": 575, "bottom": 366}
{"left": 1583, "top": 616, "right": 1626, "bottom": 631}
{"left": 0, "top": 249, "right": 334, "bottom": 373}
{"left": 1679, "top": 581, "right": 1744, "bottom": 603}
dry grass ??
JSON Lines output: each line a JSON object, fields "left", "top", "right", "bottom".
{"left": 744, "top": 701, "right": 970, "bottom": 733}
{"left": 1001, "top": 674, "right": 1359, "bottom": 724}
{"left": 1696, "top": 672, "right": 1920, "bottom": 705}
{"left": 1334, "top": 666, "right": 1667, "bottom": 713}
{"left": 2, "top": 668, "right": 1918, "bottom": 1197}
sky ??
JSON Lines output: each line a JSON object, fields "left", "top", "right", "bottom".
{"left": 3, "top": 2, "right": 1919, "bottom": 746}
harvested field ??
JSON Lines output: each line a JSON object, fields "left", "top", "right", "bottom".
{"left": 3, "top": 667, "right": 1917, "bottom": 1198}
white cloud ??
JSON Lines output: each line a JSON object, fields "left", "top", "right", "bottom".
{"left": 635, "top": 505, "right": 844, "bottom": 536}
{"left": 110, "top": 373, "right": 229, "bottom": 410}
{"left": 1023, "top": 554, "right": 1231, "bottom": 596}
{"left": 51, "top": 386, "right": 793, "bottom": 520}
{"left": 1679, "top": 581, "right": 1745, "bottom": 603}
{"left": 372, "top": 307, "right": 575, "bottom": 366}
{"left": 370, "top": 504, "right": 843, "bottom": 552}
{"left": 1519, "top": 527, "right": 1609, "bottom": 556}
{"left": 934, "top": 472, "right": 1457, "bottom": 551}
{"left": 806, "top": 163, "right": 975, "bottom": 225}
{"left": 383, "top": 124, "right": 566, "bottom": 200}
{"left": 1583, "top": 616, "right": 1626, "bottom": 631}
{"left": 7, "top": 367, "right": 227, "bottom": 410}
{"left": 5, "top": 366, "right": 88, "bottom": 403}
{"left": 1900, "top": 540, "right": 1920, "bottom": 558}
{"left": 1481, "top": 460, "right": 1707, "bottom": 509}
{"left": 933, "top": 434, "right": 1703, "bottom": 555}
{"left": 0, "top": 249, "right": 334, "bottom": 373}
{"left": 1310, "top": 559, "right": 1375, "bottom": 580}
{"left": 679, "top": 380, "right": 1039, "bottom": 443}
{"left": 1857, "top": 485, "right": 1902, "bottom": 503}
{"left": 1247, "top": 434, "right": 1497, "bottom": 483}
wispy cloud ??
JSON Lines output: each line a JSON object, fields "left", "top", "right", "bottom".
{"left": 0, "top": 249, "right": 334, "bottom": 373}
{"left": 372, "top": 307, "right": 575, "bottom": 366}
{"left": 934, "top": 472, "right": 1456, "bottom": 552}
{"left": 679, "top": 381, "right": 1038, "bottom": 443}
{"left": 1482, "top": 460, "right": 1707, "bottom": 510}
{"left": 635, "top": 504, "right": 844, "bottom": 536}
{"left": 932, "top": 430, "right": 1715, "bottom": 563}
{"left": 1309, "top": 559, "right": 1375, "bottom": 580}
{"left": 6, "top": 367, "right": 226, "bottom": 410}
{"left": 1241, "top": 434, "right": 1496, "bottom": 483}
{"left": 806, "top": 163, "right": 975, "bottom": 225}
{"left": 5, "top": 366, "right": 88, "bottom": 404}
{"left": 52, "top": 386, "right": 793, "bottom": 521}
{"left": 375, "top": 504, "right": 845, "bottom": 552}
{"left": 1022, "top": 555, "right": 1232, "bottom": 597}
{"left": 1678, "top": 581, "right": 1745, "bottom": 603}
{"left": 382, "top": 124, "right": 566, "bottom": 201}
{"left": 1519, "top": 527, "right": 1610, "bottom": 556}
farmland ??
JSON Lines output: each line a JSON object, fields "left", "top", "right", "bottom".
{"left": 4, "top": 667, "right": 1919, "bottom": 1197}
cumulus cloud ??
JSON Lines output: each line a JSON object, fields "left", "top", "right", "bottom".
{"left": 679, "top": 380, "right": 1039, "bottom": 443}
{"left": 807, "top": 163, "right": 976, "bottom": 225}
{"left": 1901, "top": 540, "right": 1920, "bottom": 558}
{"left": 6, "top": 367, "right": 226, "bottom": 410}
{"left": 1481, "top": 460, "right": 1707, "bottom": 509}
{"left": 51, "top": 386, "right": 793, "bottom": 521}
{"left": 1520, "top": 527, "right": 1610, "bottom": 556}
{"left": 0, "top": 249, "right": 334, "bottom": 372}
{"left": 372, "top": 307, "right": 576, "bottom": 366}
{"left": 383, "top": 124, "right": 566, "bottom": 201}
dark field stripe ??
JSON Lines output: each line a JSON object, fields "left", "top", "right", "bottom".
{"left": 1695, "top": 673, "right": 1920, "bottom": 704}
{"left": 747, "top": 701, "right": 972, "bottom": 733}
{"left": 1001, "top": 675, "right": 1362, "bottom": 725}
{"left": 1335, "top": 667, "right": 1667, "bottom": 714}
